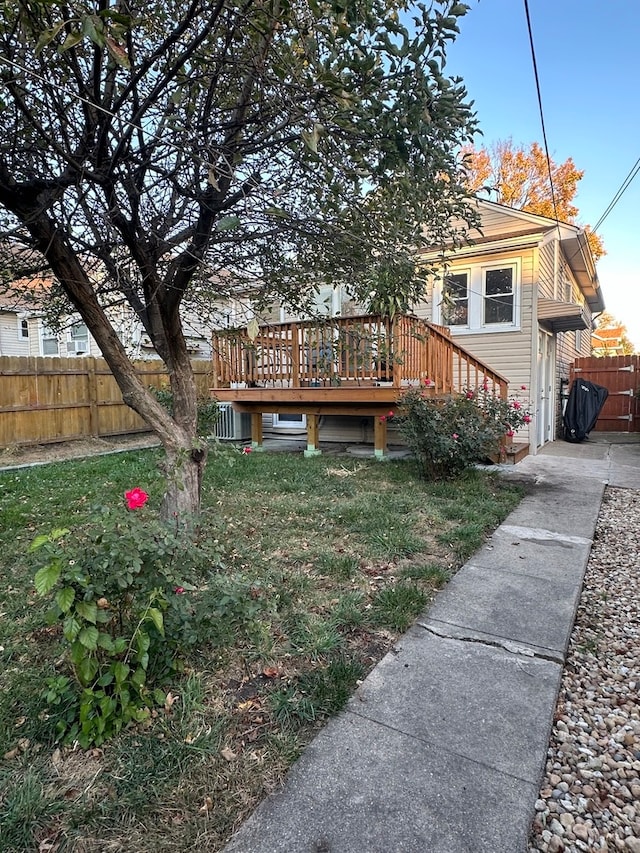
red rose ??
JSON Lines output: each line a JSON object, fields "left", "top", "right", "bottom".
{"left": 125, "top": 487, "right": 149, "bottom": 510}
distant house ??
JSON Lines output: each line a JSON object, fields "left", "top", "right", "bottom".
{"left": 417, "top": 199, "right": 604, "bottom": 451}
{"left": 591, "top": 326, "right": 625, "bottom": 357}
{"left": 0, "top": 295, "right": 31, "bottom": 357}
{"left": 1, "top": 274, "right": 237, "bottom": 361}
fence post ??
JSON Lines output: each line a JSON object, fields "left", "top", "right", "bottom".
{"left": 87, "top": 356, "right": 99, "bottom": 437}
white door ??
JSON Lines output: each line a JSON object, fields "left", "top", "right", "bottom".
{"left": 536, "top": 330, "right": 554, "bottom": 447}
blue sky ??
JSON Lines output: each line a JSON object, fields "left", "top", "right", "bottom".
{"left": 445, "top": 0, "right": 640, "bottom": 348}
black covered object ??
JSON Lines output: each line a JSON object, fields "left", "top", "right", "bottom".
{"left": 563, "top": 379, "right": 609, "bottom": 442}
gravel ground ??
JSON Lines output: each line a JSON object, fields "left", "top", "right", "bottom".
{"left": 529, "top": 486, "right": 640, "bottom": 853}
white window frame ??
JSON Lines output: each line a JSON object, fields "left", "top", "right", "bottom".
{"left": 273, "top": 413, "right": 307, "bottom": 430}
{"left": 434, "top": 259, "right": 521, "bottom": 334}
{"left": 481, "top": 263, "right": 517, "bottom": 328}
{"left": 17, "top": 318, "right": 29, "bottom": 340}
{"left": 442, "top": 269, "right": 471, "bottom": 328}
{"left": 40, "top": 323, "right": 60, "bottom": 356}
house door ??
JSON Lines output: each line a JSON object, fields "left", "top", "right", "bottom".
{"left": 537, "top": 330, "right": 554, "bottom": 447}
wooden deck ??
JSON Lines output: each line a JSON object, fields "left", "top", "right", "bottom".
{"left": 212, "top": 314, "right": 508, "bottom": 456}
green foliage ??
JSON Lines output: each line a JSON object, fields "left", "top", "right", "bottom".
{"left": 150, "top": 386, "right": 220, "bottom": 438}
{"left": 398, "top": 384, "right": 532, "bottom": 479}
{"left": 29, "top": 492, "right": 223, "bottom": 748}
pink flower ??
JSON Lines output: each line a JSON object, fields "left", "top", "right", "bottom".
{"left": 466, "top": 391, "right": 474, "bottom": 399}
{"left": 242, "top": 446, "right": 252, "bottom": 454}
{"left": 506, "top": 429, "right": 515, "bottom": 438}
{"left": 125, "top": 487, "right": 149, "bottom": 510}
{"left": 524, "top": 414, "right": 532, "bottom": 424}
{"left": 174, "top": 586, "right": 185, "bottom": 595}
{"left": 512, "top": 400, "right": 521, "bottom": 410}
{"left": 452, "top": 433, "right": 459, "bottom": 440}
{"left": 387, "top": 411, "right": 395, "bottom": 418}
{"left": 379, "top": 415, "right": 387, "bottom": 422}
{"left": 520, "top": 385, "right": 527, "bottom": 390}
{"left": 423, "top": 378, "right": 433, "bottom": 387}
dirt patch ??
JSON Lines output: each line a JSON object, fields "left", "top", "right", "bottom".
{"left": 0, "top": 433, "right": 161, "bottom": 469}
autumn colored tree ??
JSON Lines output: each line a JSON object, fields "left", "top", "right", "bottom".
{"left": 0, "top": 0, "right": 479, "bottom": 521}
{"left": 463, "top": 140, "right": 605, "bottom": 260}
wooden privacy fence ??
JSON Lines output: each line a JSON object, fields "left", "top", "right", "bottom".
{"left": 571, "top": 355, "right": 640, "bottom": 432}
{"left": 0, "top": 356, "right": 212, "bottom": 448}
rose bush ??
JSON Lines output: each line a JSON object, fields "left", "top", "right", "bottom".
{"left": 30, "top": 489, "right": 216, "bottom": 747}
{"left": 397, "top": 383, "right": 532, "bottom": 479}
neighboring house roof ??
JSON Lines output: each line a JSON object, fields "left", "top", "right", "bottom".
{"left": 591, "top": 326, "right": 625, "bottom": 353}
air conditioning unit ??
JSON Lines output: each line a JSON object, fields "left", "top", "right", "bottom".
{"left": 214, "top": 402, "right": 252, "bottom": 441}
{"left": 66, "top": 340, "right": 88, "bottom": 355}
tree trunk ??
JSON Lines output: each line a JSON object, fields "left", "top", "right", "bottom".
{"left": 160, "top": 440, "right": 208, "bottom": 524}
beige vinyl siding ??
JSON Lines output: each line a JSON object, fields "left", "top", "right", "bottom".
{"left": 0, "top": 312, "right": 30, "bottom": 357}
{"left": 537, "top": 240, "right": 556, "bottom": 299}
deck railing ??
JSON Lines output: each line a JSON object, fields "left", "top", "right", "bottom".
{"left": 212, "top": 314, "right": 508, "bottom": 397}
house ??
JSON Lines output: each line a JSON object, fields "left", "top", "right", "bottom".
{"left": 212, "top": 199, "right": 604, "bottom": 457}
{"left": 3, "top": 274, "right": 233, "bottom": 361}
{"left": 0, "top": 295, "right": 31, "bottom": 357}
{"left": 591, "top": 326, "right": 625, "bottom": 357}
{"left": 416, "top": 199, "right": 604, "bottom": 453}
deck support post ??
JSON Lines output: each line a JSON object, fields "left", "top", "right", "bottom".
{"left": 304, "top": 414, "right": 322, "bottom": 457}
{"left": 373, "top": 414, "right": 388, "bottom": 460}
{"left": 250, "top": 412, "right": 265, "bottom": 451}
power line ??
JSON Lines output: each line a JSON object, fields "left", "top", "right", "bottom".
{"left": 522, "top": 0, "right": 561, "bottom": 233}
{"left": 592, "top": 156, "right": 640, "bottom": 234}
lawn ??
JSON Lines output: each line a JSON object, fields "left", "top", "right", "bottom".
{"left": 0, "top": 445, "right": 523, "bottom": 852}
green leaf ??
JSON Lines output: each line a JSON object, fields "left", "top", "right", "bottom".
{"left": 77, "top": 656, "right": 98, "bottom": 686}
{"left": 55, "top": 587, "right": 75, "bottom": 613}
{"left": 76, "top": 601, "right": 98, "bottom": 623}
{"left": 29, "top": 534, "right": 51, "bottom": 552}
{"left": 79, "top": 626, "right": 99, "bottom": 650}
{"left": 147, "top": 607, "right": 164, "bottom": 635}
{"left": 131, "top": 667, "right": 146, "bottom": 688}
{"left": 64, "top": 616, "right": 82, "bottom": 642}
{"left": 34, "top": 562, "right": 62, "bottom": 596}
{"left": 113, "top": 661, "right": 130, "bottom": 684}
{"left": 97, "top": 632, "right": 115, "bottom": 652}
{"left": 59, "top": 30, "right": 83, "bottom": 52}
{"left": 216, "top": 215, "right": 241, "bottom": 232}
{"left": 35, "top": 21, "right": 66, "bottom": 55}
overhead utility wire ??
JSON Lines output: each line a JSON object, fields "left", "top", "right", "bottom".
{"left": 592, "top": 156, "right": 640, "bottom": 234}
{"left": 522, "top": 0, "right": 561, "bottom": 234}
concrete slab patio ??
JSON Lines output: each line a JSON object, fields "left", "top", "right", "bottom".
{"left": 223, "top": 435, "right": 640, "bottom": 853}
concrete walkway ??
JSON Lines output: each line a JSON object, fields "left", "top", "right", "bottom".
{"left": 223, "top": 435, "right": 640, "bottom": 853}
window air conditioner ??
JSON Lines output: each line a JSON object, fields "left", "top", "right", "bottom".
{"left": 214, "top": 402, "right": 252, "bottom": 441}
{"left": 66, "top": 340, "right": 88, "bottom": 354}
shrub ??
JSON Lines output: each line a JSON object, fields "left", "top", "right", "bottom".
{"left": 29, "top": 488, "right": 221, "bottom": 748}
{"left": 150, "top": 385, "right": 220, "bottom": 437}
{"left": 397, "top": 383, "right": 531, "bottom": 480}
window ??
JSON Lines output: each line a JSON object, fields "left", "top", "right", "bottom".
{"left": 18, "top": 318, "right": 29, "bottom": 340}
{"left": 41, "top": 325, "right": 59, "bottom": 355}
{"left": 66, "top": 323, "right": 89, "bottom": 354}
{"left": 483, "top": 267, "right": 514, "bottom": 325}
{"left": 273, "top": 413, "right": 306, "bottom": 429}
{"left": 442, "top": 272, "right": 469, "bottom": 326}
{"left": 575, "top": 329, "right": 582, "bottom": 352}
{"left": 435, "top": 260, "right": 520, "bottom": 333}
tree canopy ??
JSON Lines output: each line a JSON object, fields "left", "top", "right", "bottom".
{"left": 463, "top": 140, "right": 605, "bottom": 260}
{"left": 0, "top": 0, "right": 479, "bottom": 516}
